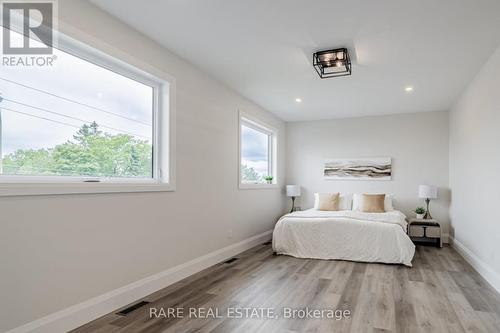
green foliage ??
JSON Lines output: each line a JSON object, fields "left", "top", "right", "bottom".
{"left": 263, "top": 175, "right": 273, "bottom": 183}
{"left": 241, "top": 164, "right": 262, "bottom": 183}
{"left": 415, "top": 207, "right": 426, "bottom": 214}
{"left": 1, "top": 122, "right": 152, "bottom": 178}
{"left": 2, "top": 148, "right": 54, "bottom": 175}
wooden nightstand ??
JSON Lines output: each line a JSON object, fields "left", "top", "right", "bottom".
{"left": 407, "top": 218, "right": 442, "bottom": 248}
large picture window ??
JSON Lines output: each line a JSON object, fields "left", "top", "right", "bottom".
{"left": 0, "top": 27, "right": 174, "bottom": 195}
{"left": 239, "top": 113, "right": 277, "bottom": 188}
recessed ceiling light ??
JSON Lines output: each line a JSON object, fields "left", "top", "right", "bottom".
{"left": 295, "top": 98, "right": 302, "bottom": 103}
{"left": 405, "top": 86, "right": 414, "bottom": 92}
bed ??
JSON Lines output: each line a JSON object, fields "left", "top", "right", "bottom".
{"left": 272, "top": 209, "right": 415, "bottom": 266}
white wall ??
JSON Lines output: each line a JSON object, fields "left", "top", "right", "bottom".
{"left": 0, "top": 1, "right": 286, "bottom": 331}
{"left": 449, "top": 44, "right": 500, "bottom": 291}
{"left": 286, "top": 111, "right": 450, "bottom": 230}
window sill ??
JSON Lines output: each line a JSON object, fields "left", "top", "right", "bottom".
{"left": 0, "top": 182, "right": 175, "bottom": 197}
{"left": 239, "top": 183, "right": 279, "bottom": 190}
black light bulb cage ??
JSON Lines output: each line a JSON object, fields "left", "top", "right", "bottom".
{"left": 313, "top": 48, "right": 352, "bottom": 79}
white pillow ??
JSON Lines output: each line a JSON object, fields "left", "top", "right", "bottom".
{"left": 339, "top": 194, "right": 353, "bottom": 210}
{"left": 352, "top": 194, "right": 394, "bottom": 212}
{"left": 314, "top": 193, "right": 352, "bottom": 210}
{"left": 385, "top": 194, "right": 394, "bottom": 211}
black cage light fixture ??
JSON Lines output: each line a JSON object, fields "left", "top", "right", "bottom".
{"left": 313, "top": 48, "right": 351, "bottom": 79}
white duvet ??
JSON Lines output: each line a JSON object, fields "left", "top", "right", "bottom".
{"left": 272, "top": 209, "right": 415, "bottom": 266}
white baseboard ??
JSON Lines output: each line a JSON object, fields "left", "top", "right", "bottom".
{"left": 7, "top": 230, "right": 273, "bottom": 333}
{"left": 449, "top": 236, "right": 500, "bottom": 293}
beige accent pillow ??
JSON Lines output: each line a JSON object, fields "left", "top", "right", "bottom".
{"left": 360, "top": 194, "right": 386, "bottom": 213}
{"left": 316, "top": 192, "right": 340, "bottom": 211}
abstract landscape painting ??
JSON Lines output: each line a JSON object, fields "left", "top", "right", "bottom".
{"left": 324, "top": 157, "right": 392, "bottom": 180}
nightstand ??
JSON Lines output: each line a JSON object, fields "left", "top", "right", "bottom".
{"left": 407, "top": 218, "right": 442, "bottom": 248}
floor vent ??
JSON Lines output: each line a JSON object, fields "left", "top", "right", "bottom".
{"left": 116, "top": 300, "right": 150, "bottom": 316}
{"left": 224, "top": 257, "right": 239, "bottom": 264}
{"left": 262, "top": 241, "right": 272, "bottom": 245}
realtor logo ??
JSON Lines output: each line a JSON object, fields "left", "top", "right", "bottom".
{"left": 1, "top": 1, "right": 54, "bottom": 54}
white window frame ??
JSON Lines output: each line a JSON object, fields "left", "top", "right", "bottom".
{"left": 0, "top": 29, "right": 176, "bottom": 196}
{"left": 238, "top": 111, "right": 278, "bottom": 190}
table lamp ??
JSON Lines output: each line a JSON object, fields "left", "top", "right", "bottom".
{"left": 418, "top": 185, "right": 437, "bottom": 219}
{"left": 286, "top": 185, "right": 301, "bottom": 213}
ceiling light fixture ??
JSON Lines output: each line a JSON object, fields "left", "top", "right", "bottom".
{"left": 295, "top": 98, "right": 302, "bottom": 103}
{"left": 313, "top": 48, "right": 351, "bottom": 79}
{"left": 405, "top": 86, "right": 414, "bottom": 92}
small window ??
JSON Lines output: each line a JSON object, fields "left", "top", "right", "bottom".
{"left": 0, "top": 27, "right": 173, "bottom": 195}
{"left": 239, "top": 113, "right": 277, "bottom": 188}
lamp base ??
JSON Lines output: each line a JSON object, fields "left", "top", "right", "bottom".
{"left": 424, "top": 198, "right": 433, "bottom": 219}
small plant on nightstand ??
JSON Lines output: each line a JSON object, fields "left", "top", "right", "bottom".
{"left": 264, "top": 176, "right": 273, "bottom": 184}
{"left": 415, "top": 207, "right": 426, "bottom": 219}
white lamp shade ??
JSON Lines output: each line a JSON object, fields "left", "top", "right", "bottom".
{"left": 286, "top": 185, "right": 301, "bottom": 197}
{"left": 419, "top": 185, "right": 437, "bottom": 199}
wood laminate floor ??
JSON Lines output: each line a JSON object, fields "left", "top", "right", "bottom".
{"left": 73, "top": 244, "right": 500, "bottom": 333}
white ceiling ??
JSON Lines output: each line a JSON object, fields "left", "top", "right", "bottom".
{"left": 91, "top": 0, "right": 500, "bottom": 121}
